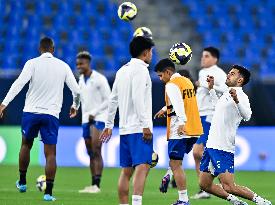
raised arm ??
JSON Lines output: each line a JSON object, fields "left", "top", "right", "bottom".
{"left": 229, "top": 88, "right": 252, "bottom": 121}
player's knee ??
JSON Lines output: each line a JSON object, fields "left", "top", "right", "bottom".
{"left": 193, "top": 150, "right": 201, "bottom": 161}
{"left": 199, "top": 179, "right": 209, "bottom": 192}
{"left": 222, "top": 183, "right": 235, "bottom": 193}
{"left": 169, "top": 160, "right": 181, "bottom": 171}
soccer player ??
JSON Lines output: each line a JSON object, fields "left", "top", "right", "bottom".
{"left": 192, "top": 47, "right": 227, "bottom": 199}
{"left": 76, "top": 51, "right": 111, "bottom": 193}
{"left": 100, "top": 36, "right": 154, "bottom": 205}
{"left": 154, "top": 58, "right": 203, "bottom": 205}
{"left": 199, "top": 65, "right": 272, "bottom": 205}
{"left": 155, "top": 69, "right": 197, "bottom": 190}
{"left": 0, "top": 37, "right": 80, "bottom": 201}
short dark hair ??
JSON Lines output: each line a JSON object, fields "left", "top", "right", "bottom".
{"left": 129, "top": 36, "right": 155, "bottom": 58}
{"left": 77, "top": 51, "right": 92, "bottom": 62}
{"left": 232, "top": 64, "right": 251, "bottom": 86}
{"left": 154, "top": 58, "right": 175, "bottom": 72}
{"left": 40, "top": 37, "right": 54, "bottom": 51}
{"left": 204, "top": 46, "right": 220, "bottom": 60}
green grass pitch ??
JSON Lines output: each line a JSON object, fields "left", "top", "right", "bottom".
{"left": 0, "top": 165, "right": 274, "bottom": 205}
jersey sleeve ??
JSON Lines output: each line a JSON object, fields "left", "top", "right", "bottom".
{"left": 166, "top": 83, "right": 187, "bottom": 125}
{"left": 105, "top": 74, "right": 119, "bottom": 129}
{"left": 65, "top": 65, "right": 81, "bottom": 109}
{"left": 2, "top": 60, "right": 34, "bottom": 106}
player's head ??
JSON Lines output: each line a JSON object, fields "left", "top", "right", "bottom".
{"left": 201, "top": 46, "right": 220, "bottom": 68}
{"left": 39, "top": 37, "right": 54, "bottom": 54}
{"left": 76, "top": 51, "right": 92, "bottom": 74}
{"left": 178, "top": 69, "right": 191, "bottom": 79}
{"left": 154, "top": 58, "right": 175, "bottom": 83}
{"left": 129, "top": 36, "right": 154, "bottom": 64}
{"left": 226, "top": 65, "right": 251, "bottom": 87}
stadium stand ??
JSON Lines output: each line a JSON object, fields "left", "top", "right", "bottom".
{"left": 181, "top": 0, "right": 275, "bottom": 77}
{"left": 0, "top": 0, "right": 136, "bottom": 73}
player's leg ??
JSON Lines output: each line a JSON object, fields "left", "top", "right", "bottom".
{"left": 191, "top": 116, "right": 211, "bottom": 199}
{"left": 79, "top": 123, "right": 95, "bottom": 192}
{"left": 170, "top": 159, "right": 190, "bottom": 204}
{"left": 16, "top": 136, "right": 34, "bottom": 192}
{"left": 168, "top": 138, "right": 194, "bottom": 204}
{"left": 219, "top": 172, "right": 272, "bottom": 205}
{"left": 132, "top": 164, "right": 150, "bottom": 204}
{"left": 90, "top": 121, "right": 105, "bottom": 190}
{"left": 130, "top": 133, "right": 153, "bottom": 205}
{"left": 44, "top": 144, "right": 56, "bottom": 199}
{"left": 199, "top": 148, "right": 247, "bottom": 204}
{"left": 40, "top": 114, "right": 59, "bottom": 201}
{"left": 17, "top": 112, "right": 40, "bottom": 192}
{"left": 119, "top": 134, "right": 134, "bottom": 205}
{"left": 118, "top": 167, "right": 134, "bottom": 204}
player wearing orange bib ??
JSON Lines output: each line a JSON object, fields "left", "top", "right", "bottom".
{"left": 155, "top": 58, "right": 203, "bottom": 205}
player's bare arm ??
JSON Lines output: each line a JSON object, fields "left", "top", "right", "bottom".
{"left": 0, "top": 104, "right": 6, "bottom": 118}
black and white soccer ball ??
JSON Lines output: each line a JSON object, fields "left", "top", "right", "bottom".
{"left": 133, "top": 27, "right": 153, "bottom": 39}
{"left": 36, "top": 175, "right": 46, "bottom": 192}
{"left": 150, "top": 152, "right": 159, "bottom": 168}
{"left": 169, "top": 43, "right": 192, "bottom": 65}
{"left": 117, "top": 2, "right": 137, "bottom": 21}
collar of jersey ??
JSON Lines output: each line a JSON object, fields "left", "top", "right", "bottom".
{"left": 40, "top": 52, "right": 53, "bottom": 58}
{"left": 170, "top": 72, "right": 181, "bottom": 80}
{"left": 130, "top": 58, "right": 149, "bottom": 67}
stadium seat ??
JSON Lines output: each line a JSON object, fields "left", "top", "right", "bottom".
{"left": 0, "top": 0, "right": 133, "bottom": 71}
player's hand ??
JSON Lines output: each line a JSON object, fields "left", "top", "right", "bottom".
{"left": 207, "top": 75, "right": 214, "bottom": 90}
{"left": 154, "top": 109, "right": 166, "bottom": 119}
{"left": 88, "top": 115, "right": 95, "bottom": 123}
{"left": 0, "top": 104, "right": 6, "bottom": 118}
{"left": 69, "top": 106, "right": 78, "bottom": 118}
{"left": 229, "top": 88, "right": 239, "bottom": 104}
{"left": 143, "top": 127, "right": 152, "bottom": 143}
{"left": 100, "top": 128, "right": 112, "bottom": 143}
{"left": 177, "top": 124, "right": 186, "bottom": 136}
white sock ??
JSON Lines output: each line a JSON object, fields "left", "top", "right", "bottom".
{"left": 178, "top": 190, "right": 188, "bottom": 202}
{"left": 227, "top": 194, "right": 240, "bottom": 203}
{"left": 252, "top": 193, "right": 265, "bottom": 203}
{"left": 164, "top": 167, "right": 173, "bottom": 178}
{"left": 132, "top": 195, "right": 142, "bottom": 205}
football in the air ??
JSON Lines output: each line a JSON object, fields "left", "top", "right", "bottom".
{"left": 36, "top": 175, "right": 46, "bottom": 192}
{"left": 169, "top": 42, "right": 192, "bottom": 65}
{"left": 150, "top": 152, "right": 159, "bottom": 168}
{"left": 133, "top": 27, "right": 153, "bottom": 39}
{"left": 117, "top": 2, "right": 137, "bottom": 21}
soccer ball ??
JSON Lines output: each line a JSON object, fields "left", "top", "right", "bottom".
{"left": 133, "top": 27, "right": 153, "bottom": 39}
{"left": 169, "top": 43, "right": 192, "bottom": 65}
{"left": 117, "top": 2, "right": 137, "bottom": 21}
{"left": 36, "top": 175, "right": 46, "bottom": 192}
{"left": 150, "top": 152, "right": 159, "bottom": 168}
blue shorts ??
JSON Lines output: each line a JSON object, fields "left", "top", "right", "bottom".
{"left": 21, "top": 112, "right": 59, "bottom": 145}
{"left": 82, "top": 121, "right": 105, "bottom": 139}
{"left": 196, "top": 116, "right": 211, "bottom": 146}
{"left": 120, "top": 133, "right": 153, "bottom": 167}
{"left": 168, "top": 137, "right": 197, "bottom": 160}
{"left": 200, "top": 148, "right": 234, "bottom": 177}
